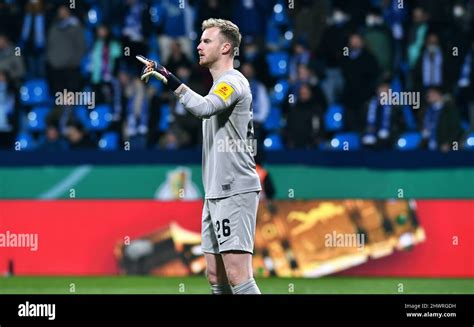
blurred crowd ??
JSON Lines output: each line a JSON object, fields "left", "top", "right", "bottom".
{"left": 0, "top": 0, "right": 474, "bottom": 152}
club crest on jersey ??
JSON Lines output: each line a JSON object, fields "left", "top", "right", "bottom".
{"left": 213, "top": 82, "right": 234, "bottom": 101}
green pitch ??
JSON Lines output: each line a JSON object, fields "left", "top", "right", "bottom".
{"left": 0, "top": 276, "right": 473, "bottom": 294}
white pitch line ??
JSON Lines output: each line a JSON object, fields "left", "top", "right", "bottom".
{"left": 38, "top": 165, "right": 92, "bottom": 199}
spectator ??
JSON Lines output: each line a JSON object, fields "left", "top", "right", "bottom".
{"left": 363, "top": 7, "right": 394, "bottom": 75}
{"left": 120, "top": 0, "right": 150, "bottom": 70}
{"left": 341, "top": 32, "right": 380, "bottom": 132}
{"left": 362, "top": 79, "right": 412, "bottom": 148}
{"left": 121, "top": 72, "right": 149, "bottom": 149}
{"left": 196, "top": 0, "right": 233, "bottom": 32}
{"left": 0, "top": 70, "right": 18, "bottom": 149}
{"left": 318, "top": 8, "right": 351, "bottom": 104}
{"left": 241, "top": 62, "right": 270, "bottom": 149}
{"left": 285, "top": 84, "right": 321, "bottom": 148}
{"left": 158, "top": 127, "right": 189, "bottom": 150}
{"left": 90, "top": 25, "right": 122, "bottom": 106}
{"left": 20, "top": 0, "right": 46, "bottom": 78}
{"left": 241, "top": 36, "right": 273, "bottom": 88}
{"left": 65, "top": 120, "right": 96, "bottom": 149}
{"left": 232, "top": 0, "right": 272, "bottom": 45}
{"left": 0, "top": 1, "right": 22, "bottom": 42}
{"left": 421, "top": 87, "right": 462, "bottom": 152}
{"left": 290, "top": 64, "right": 326, "bottom": 107}
{"left": 157, "top": 0, "right": 195, "bottom": 63}
{"left": 165, "top": 40, "right": 192, "bottom": 73}
{"left": 412, "top": 32, "right": 453, "bottom": 93}
{"left": 288, "top": 0, "right": 327, "bottom": 53}
{"left": 381, "top": 0, "right": 408, "bottom": 72}
{"left": 38, "top": 122, "right": 67, "bottom": 151}
{"left": 46, "top": 5, "right": 86, "bottom": 94}
{"left": 0, "top": 34, "right": 25, "bottom": 88}
{"left": 407, "top": 7, "right": 429, "bottom": 69}
{"left": 167, "top": 64, "right": 201, "bottom": 148}
{"left": 455, "top": 39, "right": 474, "bottom": 131}
{"left": 289, "top": 38, "right": 313, "bottom": 83}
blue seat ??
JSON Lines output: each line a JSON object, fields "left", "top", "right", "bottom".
{"left": 98, "top": 132, "right": 119, "bottom": 150}
{"left": 86, "top": 5, "right": 102, "bottom": 27}
{"left": 89, "top": 104, "right": 112, "bottom": 131}
{"left": 27, "top": 106, "right": 50, "bottom": 132}
{"left": 15, "top": 132, "right": 36, "bottom": 150}
{"left": 329, "top": 132, "right": 360, "bottom": 151}
{"left": 264, "top": 107, "right": 282, "bottom": 131}
{"left": 396, "top": 132, "right": 422, "bottom": 150}
{"left": 270, "top": 80, "right": 289, "bottom": 105}
{"left": 461, "top": 120, "right": 470, "bottom": 132}
{"left": 84, "top": 27, "right": 95, "bottom": 50}
{"left": 266, "top": 22, "right": 281, "bottom": 47}
{"left": 271, "top": 0, "right": 290, "bottom": 25}
{"left": 324, "top": 104, "right": 344, "bottom": 132}
{"left": 263, "top": 133, "right": 283, "bottom": 150}
{"left": 464, "top": 132, "right": 474, "bottom": 150}
{"left": 266, "top": 52, "right": 289, "bottom": 77}
{"left": 80, "top": 54, "right": 91, "bottom": 77}
{"left": 74, "top": 106, "right": 93, "bottom": 130}
{"left": 20, "top": 79, "right": 50, "bottom": 105}
{"left": 159, "top": 104, "right": 170, "bottom": 132}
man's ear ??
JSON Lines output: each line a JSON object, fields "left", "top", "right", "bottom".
{"left": 222, "top": 42, "right": 232, "bottom": 56}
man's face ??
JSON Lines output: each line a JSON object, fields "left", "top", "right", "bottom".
{"left": 349, "top": 34, "right": 363, "bottom": 50}
{"left": 197, "top": 27, "right": 228, "bottom": 67}
{"left": 427, "top": 89, "right": 442, "bottom": 104}
{"left": 58, "top": 5, "right": 70, "bottom": 20}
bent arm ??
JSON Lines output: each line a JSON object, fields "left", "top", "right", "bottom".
{"left": 174, "top": 81, "right": 238, "bottom": 119}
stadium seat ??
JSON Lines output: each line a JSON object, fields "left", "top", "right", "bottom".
{"left": 464, "top": 132, "right": 474, "bottom": 150}
{"left": 98, "top": 132, "right": 119, "bottom": 151}
{"left": 329, "top": 132, "right": 361, "bottom": 151}
{"left": 264, "top": 107, "right": 282, "bottom": 131}
{"left": 266, "top": 52, "right": 289, "bottom": 77}
{"left": 271, "top": 0, "right": 290, "bottom": 26}
{"left": 401, "top": 105, "right": 417, "bottom": 131}
{"left": 396, "top": 132, "right": 422, "bottom": 150}
{"left": 266, "top": 21, "right": 281, "bottom": 47}
{"left": 159, "top": 104, "right": 170, "bottom": 132}
{"left": 263, "top": 133, "right": 283, "bottom": 150}
{"left": 87, "top": 5, "right": 102, "bottom": 27}
{"left": 15, "top": 132, "right": 36, "bottom": 150}
{"left": 89, "top": 104, "right": 113, "bottom": 131}
{"left": 74, "top": 106, "right": 93, "bottom": 130}
{"left": 324, "top": 104, "right": 344, "bottom": 132}
{"left": 27, "top": 106, "right": 50, "bottom": 132}
{"left": 84, "top": 27, "right": 95, "bottom": 50}
{"left": 80, "top": 54, "right": 91, "bottom": 77}
{"left": 20, "top": 79, "right": 50, "bottom": 106}
{"left": 270, "top": 80, "right": 289, "bottom": 105}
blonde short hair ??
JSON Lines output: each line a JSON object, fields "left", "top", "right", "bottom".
{"left": 202, "top": 18, "right": 241, "bottom": 57}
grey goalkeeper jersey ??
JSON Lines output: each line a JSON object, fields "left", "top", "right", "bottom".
{"left": 177, "top": 69, "right": 261, "bottom": 199}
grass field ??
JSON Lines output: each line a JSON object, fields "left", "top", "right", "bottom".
{"left": 1, "top": 276, "right": 473, "bottom": 294}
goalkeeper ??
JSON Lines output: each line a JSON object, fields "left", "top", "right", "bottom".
{"left": 137, "top": 18, "right": 262, "bottom": 294}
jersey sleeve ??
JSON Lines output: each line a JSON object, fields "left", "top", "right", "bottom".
{"left": 177, "top": 76, "right": 242, "bottom": 119}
